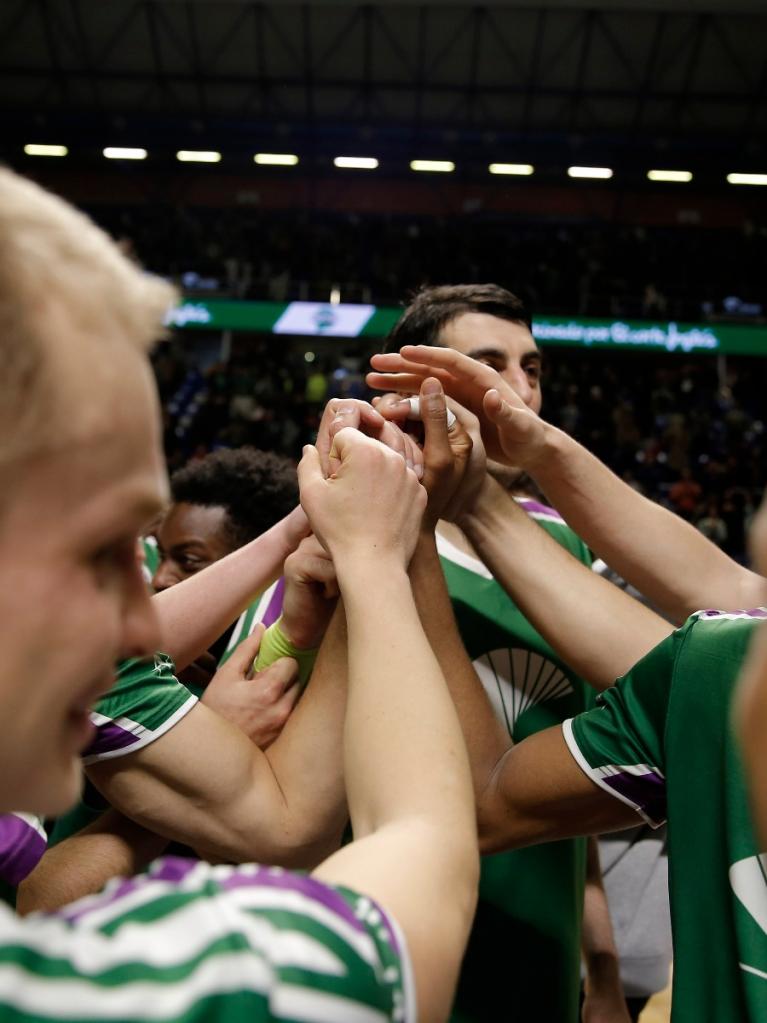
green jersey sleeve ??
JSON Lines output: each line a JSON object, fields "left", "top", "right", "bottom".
{"left": 82, "top": 653, "right": 197, "bottom": 765}
{"left": 563, "top": 631, "right": 679, "bottom": 828}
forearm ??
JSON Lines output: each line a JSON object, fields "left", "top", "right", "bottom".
{"left": 460, "top": 478, "right": 673, "bottom": 689}
{"left": 262, "top": 605, "right": 349, "bottom": 861}
{"left": 153, "top": 508, "right": 304, "bottom": 668}
{"left": 531, "top": 428, "right": 766, "bottom": 622}
{"left": 17, "top": 811, "right": 167, "bottom": 914}
{"left": 582, "top": 836, "right": 623, "bottom": 988}
{"left": 338, "top": 556, "right": 476, "bottom": 843}
{"left": 409, "top": 532, "right": 510, "bottom": 798}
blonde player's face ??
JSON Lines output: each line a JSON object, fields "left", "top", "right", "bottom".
{"left": 0, "top": 343, "right": 168, "bottom": 816}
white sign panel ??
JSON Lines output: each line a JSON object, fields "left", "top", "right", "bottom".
{"left": 273, "top": 302, "right": 376, "bottom": 337}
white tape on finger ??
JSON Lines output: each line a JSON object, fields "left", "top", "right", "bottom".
{"left": 406, "top": 396, "right": 457, "bottom": 429}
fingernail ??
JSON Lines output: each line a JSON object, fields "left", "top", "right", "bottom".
{"left": 415, "top": 464, "right": 424, "bottom": 479}
{"left": 406, "top": 458, "right": 414, "bottom": 472}
{"left": 336, "top": 406, "right": 355, "bottom": 415}
{"left": 421, "top": 377, "right": 441, "bottom": 396}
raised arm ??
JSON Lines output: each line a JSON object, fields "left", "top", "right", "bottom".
{"left": 152, "top": 504, "right": 309, "bottom": 669}
{"left": 296, "top": 425, "right": 479, "bottom": 1023}
{"left": 369, "top": 345, "right": 767, "bottom": 621}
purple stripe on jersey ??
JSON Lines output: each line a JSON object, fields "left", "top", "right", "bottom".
{"left": 61, "top": 874, "right": 143, "bottom": 923}
{"left": 261, "top": 577, "right": 286, "bottom": 628}
{"left": 223, "top": 866, "right": 370, "bottom": 937}
{"left": 82, "top": 720, "right": 139, "bottom": 759}
{"left": 149, "top": 856, "right": 201, "bottom": 884}
{"left": 603, "top": 770, "right": 667, "bottom": 824}
{"left": 62, "top": 857, "right": 199, "bottom": 923}
{"left": 0, "top": 815, "right": 47, "bottom": 885}
{"left": 516, "top": 498, "right": 564, "bottom": 522}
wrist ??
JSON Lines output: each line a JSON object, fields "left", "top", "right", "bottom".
{"left": 335, "top": 553, "right": 409, "bottom": 593}
{"left": 584, "top": 951, "right": 623, "bottom": 989}
{"left": 457, "top": 474, "right": 506, "bottom": 532}
{"left": 254, "top": 618, "right": 318, "bottom": 685}
{"left": 526, "top": 422, "right": 569, "bottom": 481}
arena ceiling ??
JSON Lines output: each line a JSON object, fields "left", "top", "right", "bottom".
{"left": 1, "top": 1, "right": 766, "bottom": 164}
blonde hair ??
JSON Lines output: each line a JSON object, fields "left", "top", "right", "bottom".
{"left": 0, "top": 168, "right": 176, "bottom": 468}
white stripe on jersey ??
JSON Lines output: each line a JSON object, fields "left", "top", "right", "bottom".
{"left": 0, "top": 952, "right": 272, "bottom": 1020}
{"left": 435, "top": 533, "right": 492, "bottom": 579}
{"left": 271, "top": 983, "right": 391, "bottom": 1023}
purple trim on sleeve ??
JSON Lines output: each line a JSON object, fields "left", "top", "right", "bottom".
{"left": 82, "top": 720, "right": 139, "bottom": 759}
{"left": 261, "top": 577, "right": 286, "bottom": 628}
{"left": 148, "top": 856, "right": 201, "bottom": 884}
{"left": 0, "top": 815, "right": 47, "bottom": 885}
{"left": 60, "top": 875, "right": 143, "bottom": 923}
{"left": 223, "top": 866, "right": 370, "bottom": 937}
{"left": 699, "top": 608, "right": 767, "bottom": 619}
{"left": 516, "top": 498, "right": 565, "bottom": 522}
{"left": 603, "top": 770, "right": 667, "bottom": 824}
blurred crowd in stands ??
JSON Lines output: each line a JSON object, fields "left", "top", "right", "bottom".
{"left": 99, "top": 204, "right": 767, "bottom": 322}
{"left": 153, "top": 335, "right": 766, "bottom": 565}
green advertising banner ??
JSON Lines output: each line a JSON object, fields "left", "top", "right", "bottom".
{"left": 166, "top": 299, "right": 767, "bottom": 356}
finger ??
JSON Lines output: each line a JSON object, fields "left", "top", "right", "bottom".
{"left": 445, "top": 395, "right": 481, "bottom": 432}
{"left": 326, "top": 425, "right": 370, "bottom": 471}
{"left": 483, "top": 388, "right": 527, "bottom": 432}
{"left": 225, "top": 623, "right": 266, "bottom": 673}
{"left": 291, "top": 554, "right": 338, "bottom": 587}
{"left": 379, "top": 420, "right": 407, "bottom": 464}
{"left": 420, "top": 377, "right": 453, "bottom": 467}
{"left": 402, "top": 429, "right": 425, "bottom": 480}
{"left": 366, "top": 371, "right": 430, "bottom": 394}
{"left": 254, "top": 655, "right": 299, "bottom": 694}
{"left": 323, "top": 405, "right": 362, "bottom": 476}
{"left": 277, "top": 680, "right": 302, "bottom": 714}
{"left": 297, "top": 443, "right": 325, "bottom": 497}
{"left": 374, "top": 392, "right": 412, "bottom": 423}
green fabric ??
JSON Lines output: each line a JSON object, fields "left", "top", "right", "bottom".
{"left": 441, "top": 498, "right": 594, "bottom": 1023}
{"left": 568, "top": 610, "right": 767, "bottom": 1023}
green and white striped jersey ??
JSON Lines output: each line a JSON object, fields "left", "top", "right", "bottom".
{"left": 0, "top": 856, "right": 414, "bottom": 1022}
{"left": 565, "top": 608, "right": 767, "bottom": 1023}
{"left": 440, "top": 498, "right": 594, "bottom": 1023}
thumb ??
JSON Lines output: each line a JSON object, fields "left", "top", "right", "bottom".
{"left": 326, "top": 426, "right": 364, "bottom": 473}
{"left": 420, "top": 377, "right": 451, "bottom": 460}
{"left": 483, "top": 388, "right": 515, "bottom": 427}
{"left": 297, "top": 443, "right": 324, "bottom": 492}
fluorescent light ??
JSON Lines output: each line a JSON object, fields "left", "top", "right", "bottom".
{"left": 176, "top": 150, "right": 221, "bottom": 163}
{"left": 489, "top": 163, "right": 534, "bottom": 176}
{"left": 727, "top": 173, "right": 767, "bottom": 186}
{"left": 648, "top": 169, "right": 692, "bottom": 183}
{"left": 333, "top": 156, "right": 378, "bottom": 170}
{"left": 568, "top": 166, "right": 613, "bottom": 180}
{"left": 410, "top": 159, "right": 455, "bottom": 173}
{"left": 254, "top": 153, "right": 299, "bottom": 166}
{"left": 24, "top": 144, "right": 68, "bottom": 157}
{"left": 103, "top": 147, "right": 147, "bottom": 160}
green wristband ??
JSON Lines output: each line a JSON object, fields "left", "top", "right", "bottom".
{"left": 254, "top": 617, "right": 318, "bottom": 686}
